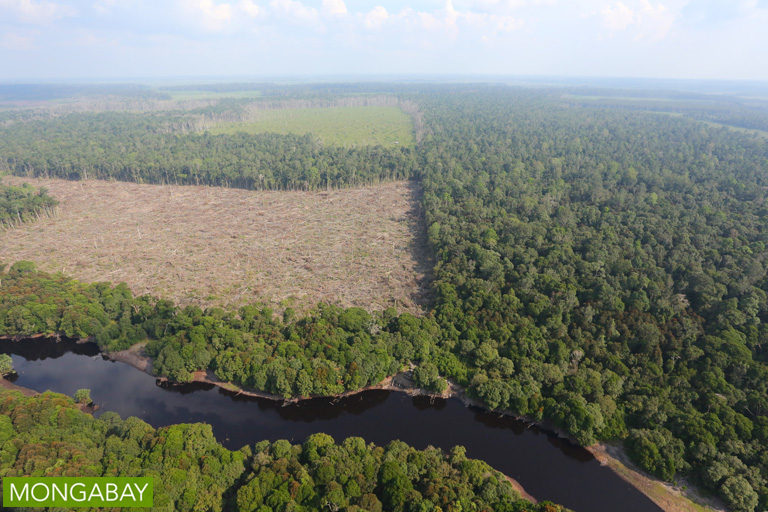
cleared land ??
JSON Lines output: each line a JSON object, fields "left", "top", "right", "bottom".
{"left": 206, "top": 106, "right": 415, "bottom": 147}
{"left": 0, "top": 178, "right": 432, "bottom": 315}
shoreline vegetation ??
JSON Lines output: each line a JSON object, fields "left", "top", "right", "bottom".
{"left": 3, "top": 334, "right": 719, "bottom": 511}
{"left": 2, "top": 339, "right": 542, "bottom": 507}
{"left": 0, "top": 386, "right": 554, "bottom": 512}
{"left": 104, "top": 342, "right": 728, "bottom": 511}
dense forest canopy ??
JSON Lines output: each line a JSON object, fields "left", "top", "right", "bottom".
{"left": 0, "top": 112, "right": 417, "bottom": 190}
{"left": 416, "top": 89, "right": 768, "bottom": 512}
{"left": 0, "top": 262, "right": 443, "bottom": 398}
{"left": 3, "top": 83, "right": 768, "bottom": 510}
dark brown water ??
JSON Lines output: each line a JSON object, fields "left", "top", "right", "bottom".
{"left": 1, "top": 338, "right": 662, "bottom": 512}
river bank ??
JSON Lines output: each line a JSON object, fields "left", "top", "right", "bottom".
{"left": 0, "top": 375, "right": 98, "bottom": 416}
{"left": 587, "top": 444, "right": 725, "bottom": 512}
{"left": 0, "top": 336, "right": 665, "bottom": 511}
{"left": 107, "top": 342, "right": 152, "bottom": 374}
{"left": 101, "top": 344, "right": 545, "bottom": 504}
{"left": 104, "top": 342, "right": 719, "bottom": 511}
{"left": 107, "top": 344, "right": 454, "bottom": 403}
{"left": 6, "top": 335, "right": 719, "bottom": 511}
{"left": 447, "top": 388, "right": 723, "bottom": 512}
{"left": 2, "top": 346, "right": 541, "bottom": 508}
{"left": 0, "top": 373, "right": 37, "bottom": 396}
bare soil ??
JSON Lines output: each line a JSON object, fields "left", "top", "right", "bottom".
{"left": 0, "top": 376, "right": 37, "bottom": 396}
{"left": 502, "top": 475, "right": 538, "bottom": 504}
{"left": 107, "top": 342, "right": 152, "bottom": 374}
{"left": 1, "top": 177, "right": 432, "bottom": 315}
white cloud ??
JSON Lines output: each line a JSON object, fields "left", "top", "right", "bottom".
{"left": 198, "top": 0, "right": 233, "bottom": 24}
{"left": 0, "top": 0, "right": 76, "bottom": 24}
{"left": 177, "top": 0, "right": 233, "bottom": 31}
{"left": 445, "top": 0, "right": 460, "bottom": 26}
{"left": 597, "top": 0, "right": 674, "bottom": 40}
{"left": 238, "top": 0, "right": 260, "bottom": 17}
{"left": 270, "top": 0, "right": 319, "bottom": 25}
{"left": 322, "top": 0, "right": 347, "bottom": 17}
{"left": 600, "top": 2, "right": 634, "bottom": 31}
{"left": 1, "top": 0, "right": 767, "bottom": 80}
{"left": 178, "top": 0, "right": 264, "bottom": 30}
{"left": 455, "top": 0, "right": 556, "bottom": 13}
{"left": 634, "top": 0, "right": 674, "bottom": 40}
{"left": 364, "top": 5, "right": 388, "bottom": 29}
{"left": 463, "top": 10, "right": 523, "bottom": 34}
{"left": 417, "top": 11, "right": 440, "bottom": 30}
{"left": 416, "top": 0, "right": 523, "bottom": 40}
{"left": 418, "top": 0, "right": 459, "bottom": 34}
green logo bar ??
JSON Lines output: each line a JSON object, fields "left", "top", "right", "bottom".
{"left": 3, "top": 477, "right": 153, "bottom": 507}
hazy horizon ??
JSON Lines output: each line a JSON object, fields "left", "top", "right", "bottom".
{"left": 1, "top": 0, "right": 767, "bottom": 81}
{"left": 3, "top": 74, "right": 768, "bottom": 85}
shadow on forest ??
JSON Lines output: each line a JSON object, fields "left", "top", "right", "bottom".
{"left": 404, "top": 179, "right": 436, "bottom": 313}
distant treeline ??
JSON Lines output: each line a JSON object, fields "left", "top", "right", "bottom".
{"left": 565, "top": 92, "right": 768, "bottom": 133}
{"left": 157, "top": 81, "right": 434, "bottom": 97}
{"left": 0, "top": 183, "right": 57, "bottom": 229}
{"left": 0, "top": 389, "right": 566, "bottom": 512}
{"left": 0, "top": 83, "right": 164, "bottom": 102}
{"left": 0, "top": 113, "right": 417, "bottom": 190}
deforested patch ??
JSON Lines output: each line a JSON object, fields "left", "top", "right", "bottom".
{"left": 0, "top": 177, "right": 433, "bottom": 315}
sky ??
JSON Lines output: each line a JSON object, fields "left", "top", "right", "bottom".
{"left": 1, "top": 0, "right": 767, "bottom": 81}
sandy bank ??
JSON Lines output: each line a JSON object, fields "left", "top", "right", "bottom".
{"left": 588, "top": 443, "right": 725, "bottom": 512}
{"left": 0, "top": 375, "right": 38, "bottom": 396}
{"left": 182, "top": 365, "right": 454, "bottom": 404}
{"left": 0, "top": 333, "right": 49, "bottom": 341}
{"left": 109, "top": 346, "right": 453, "bottom": 404}
{"left": 502, "top": 475, "right": 538, "bottom": 504}
{"left": 106, "top": 342, "right": 152, "bottom": 374}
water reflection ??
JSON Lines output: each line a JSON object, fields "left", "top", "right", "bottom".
{"left": 0, "top": 339, "right": 661, "bottom": 512}
{"left": 1, "top": 337, "right": 99, "bottom": 360}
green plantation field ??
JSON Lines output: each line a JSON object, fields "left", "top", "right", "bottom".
{"left": 207, "top": 106, "right": 415, "bottom": 147}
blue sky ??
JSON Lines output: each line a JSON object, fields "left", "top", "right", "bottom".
{"left": 1, "top": 0, "right": 767, "bottom": 81}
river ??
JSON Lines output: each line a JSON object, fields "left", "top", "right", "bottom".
{"left": 1, "top": 338, "right": 662, "bottom": 512}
